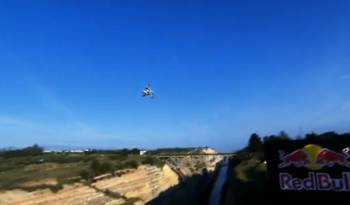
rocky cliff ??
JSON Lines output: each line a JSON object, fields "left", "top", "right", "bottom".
{"left": 0, "top": 164, "right": 179, "bottom": 205}
{"left": 0, "top": 148, "right": 223, "bottom": 205}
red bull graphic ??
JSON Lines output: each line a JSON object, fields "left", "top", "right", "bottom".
{"left": 277, "top": 144, "right": 350, "bottom": 192}
{"left": 279, "top": 144, "right": 350, "bottom": 170}
{"left": 280, "top": 172, "right": 350, "bottom": 192}
{"left": 279, "top": 149, "right": 310, "bottom": 168}
{"left": 316, "top": 148, "right": 350, "bottom": 168}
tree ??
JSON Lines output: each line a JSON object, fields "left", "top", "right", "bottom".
{"left": 263, "top": 133, "right": 291, "bottom": 143}
{"left": 1, "top": 144, "right": 43, "bottom": 158}
{"left": 305, "top": 132, "right": 318, "bottom": 141}
{"left": 278, "top": 131, "right": 290, "bottom": 140}
{"left": 248, "top": 133, "right": 263, "bottom": 153}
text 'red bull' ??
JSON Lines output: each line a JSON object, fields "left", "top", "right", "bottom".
{"left": 279, "top": 172, "right": 350, "bottom": 192}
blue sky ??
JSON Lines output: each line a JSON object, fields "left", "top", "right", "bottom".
{"left": 0, "top": 0, "right": 349, "bottom": 151}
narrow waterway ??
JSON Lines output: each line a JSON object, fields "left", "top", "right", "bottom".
{"left": 208, "top": 159, "right": 229, "bottom": 205}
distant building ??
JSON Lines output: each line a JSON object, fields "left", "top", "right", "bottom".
{"left": 70, "top": 150, "right": 84, "bottom": 153}
{"left": 43, "top": 149, "right": 88, "bottom": 153}
{"left": 140, "top": 150, "right": 147, "bottom": 155}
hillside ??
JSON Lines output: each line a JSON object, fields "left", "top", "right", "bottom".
{"left": 0, "top": 147, "right": 222, "bottom": 205}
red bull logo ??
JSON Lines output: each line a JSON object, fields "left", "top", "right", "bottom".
{"left": 279, "top": 144, "right": 350, "bottom": 170}
{"left": 280, "top": 172, "right": 350, "bottom": 192}
{"left": 278, "top": 144, "right": 350, "bottom": 192}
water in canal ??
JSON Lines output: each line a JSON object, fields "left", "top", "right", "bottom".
{"left": 208, "top": 159, "right": 229, "bottom": 205}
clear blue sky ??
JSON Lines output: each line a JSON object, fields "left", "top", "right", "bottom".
{"left": 0, "top": 0, "right": 349, "bottom": 151}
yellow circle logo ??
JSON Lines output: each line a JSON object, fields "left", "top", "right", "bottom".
{"left": 302, "top": 144, "right": 322, "bottom": 170}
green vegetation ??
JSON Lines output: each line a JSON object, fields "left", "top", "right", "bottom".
{"left": 0, "top": 144, "right": 43, "bottom": 158}
{"left": 224, "top": 131, "right": 291, "bottom": 205}
{"left": 247, "top": 133, "right": 264, "bottom": 153}
{"left": 141, "top": 156, "right": 164, "bottom": 168}
{"left": 228, "top": 157, "right": 268, "bottom": 205}
{"left": 0, "top": 146, "right": 164, "bottom": 192}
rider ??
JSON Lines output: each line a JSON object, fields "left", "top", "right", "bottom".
{"left": 143, "top": 87, "right": 151, "bottom": 96}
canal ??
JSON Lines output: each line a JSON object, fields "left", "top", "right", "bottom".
{"left": 208, "top": 159, "right": 229, "bottom": 205}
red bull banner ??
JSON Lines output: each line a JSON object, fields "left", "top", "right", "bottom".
{"left": 265, "top": 140, "right": 350, "bottom": 203}
{"left": 279, "top": 172, "right": 350, "bottom": 191}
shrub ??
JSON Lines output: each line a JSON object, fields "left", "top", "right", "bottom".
{"left": 89, "top": 160, "right": 113, "bottom": 176}
{"left": 100, "top": 162, "right": 113, "bottom": 173}
{"left": 124, "top": 160, "right": 138, "bottom": 169}
{"left": 141, "top": 156, "right": 156, "bottom": 165}
{"left": 80, "top": 170, "right": 92, "bottom": 180}
{"left": 90, "top": 159, "right": 100, "bottom": 175}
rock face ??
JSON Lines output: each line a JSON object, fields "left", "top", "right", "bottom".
{"left": 92, "top": 164, "right": 179, "bottom": 202}
{"left": 166, "top": 155, "right": 224, "bottom": 177}
{"left": 0, "top": 165, "right": 179, "bottom": 205}
{"left": 200, "top": 148, "right": 217, "bottom": 155}
{"left": 0, "top": 148, "right": 223, "bottom": 205}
